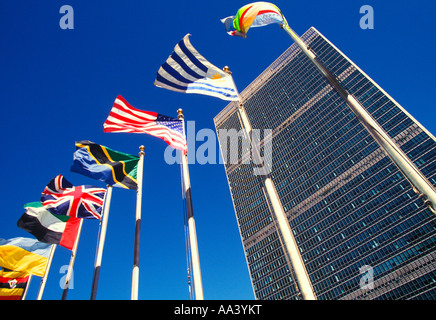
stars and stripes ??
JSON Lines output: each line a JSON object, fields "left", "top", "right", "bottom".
{"left": 41, "top": 175, "right": 106, "bottom": 219}
{"left": 154, "top": 34, "right": 239, "bottom": 101}
{"left": 104, "top": 95, "right": 187, "bottom": 153}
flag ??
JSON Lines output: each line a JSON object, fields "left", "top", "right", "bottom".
{"left": 17, "top": 202, "right": 80, "bottom": 250}
{"left": 71, "top": 140, "right": 139, "bottom": 190}
{"left": 0, "top": 268, "right": 30, "bottom": 300}
{"left": 0, "top": 237, "right": 51, "bottom": 277}
{"left": 104, "top": 95, "right": 188, "bottom": 153}
{"left": 154, "top": 34, "right": 239, "bottom": 101}
{"left": 221, "top": 2, "right": 284, "bottom": 38}
{"left": 41, "top": 174, "right": 106, "bottom": 219}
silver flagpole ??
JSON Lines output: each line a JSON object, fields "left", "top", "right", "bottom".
{"left": 280, "top": 21, "right": 436, "bottom": 215}
{"left": 61, "top": 218, "right": 83, "bottom": 300}
{"left": 36, "top": 244, "right": 57, "bottom": 300}
{"left": 131, "top": 146, "right": 145, "bottom": 300}
{"left": 224, "top": 66, "right": 317, "bottom": 300}
{"left": 90, "top": 185, "right": 113, "bottom": 300}
{"left": 21, "top": 274, "right": 32, "bottom": 300}
{"left": 177, "top": 109, "right": 204, "bottom": 300}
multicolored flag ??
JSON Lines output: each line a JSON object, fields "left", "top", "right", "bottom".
{"left": 104, "top": 95, "right": 188, "bottom": 153}
{"left": 0, "top": 268, "right": 30, "bottom": 300}
{"left": 221, "top": 2, "right": 284, "bottom": 38}
{"left": 154, "top": 34, "right": 239, "bottom": 101}
{"left": 0, "top": 237, "right": 51, "bottom": 277}
{"left": 71, "top": 140, "right": 139, "bottom": 190}
{"left": 41, "top": 175, "right": 106, "bottom": 219}
{"left": 17, "top": 202, "right": 80, "bottom": 250}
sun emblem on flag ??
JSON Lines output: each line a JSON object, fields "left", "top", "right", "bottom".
{"left": 210, "top": 72, "right": 223, "bottom": 80}
{"left": 8, "top": 279, "right": 17, "bottom": 289}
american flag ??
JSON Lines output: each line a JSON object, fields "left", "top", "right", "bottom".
{"left": 41, "top": 175, "right": 106, "bottom": 219}
{"left": 103, "top": 95, "right": 187, "bottom": 154}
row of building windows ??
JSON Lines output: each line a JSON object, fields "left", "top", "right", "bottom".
{"left": 321, "top": 233, "right": 436, "bottom": 299}
{"left": 280, "top": 141, "right": 382, "bottom": 212}
{"left": 290, "top": 148, "right": 420, "bottom": 234}
{"left": 310, "top": 205, "right": 433, "bottom": 284}
{"left": 295, "top": 164, "right": 404, "bottom": 238}
{"left": 304, "top": 194, "right": 420, "bottom": 283}
{"left": 376, "top": 270, "right": 436, "bottom": 300}
{"left": 252, "top": 262, "right": 290, "bottom": 291}
{"left": 245, "top": 55, "right": 328, "bottom": 132}
{"left": 251, "top": 256, "right": 288, "bottom": 283}
{"left": 299, "top": 177, "right": 410, "bottom": 256}
{"left": 274, "top": 128, "right": 376, "bottom": 204}
{"left": 255, "top": 275, "right": 296, "bottom": 300}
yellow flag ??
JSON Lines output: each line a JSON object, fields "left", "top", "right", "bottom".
{"left": 0, "top": 237, "right": 51, "bottom": 277}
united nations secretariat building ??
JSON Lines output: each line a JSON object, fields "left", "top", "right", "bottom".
{"left": 214, "top": 27, "right": 436, "bottom": 300}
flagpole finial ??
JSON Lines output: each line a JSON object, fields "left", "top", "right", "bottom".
{"left": 139, "top": 145, "right": 145, "bottom": 156}
{"left": 223, "top": 66, "right": 232, "bottom": 75}
{"left": 177, "top": 108, "right": 184, "bottom": 120}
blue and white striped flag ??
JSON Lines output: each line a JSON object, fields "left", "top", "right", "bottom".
{"left": 154, "top": 34, "right": 239, "bottom": 101}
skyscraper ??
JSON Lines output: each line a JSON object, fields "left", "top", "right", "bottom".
{"left": 214, "top": 27, "right": 436, "bottom": 300}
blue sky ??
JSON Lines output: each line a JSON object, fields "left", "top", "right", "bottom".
{"left": 1, "top": 0, "right": 435, "bottom": 300}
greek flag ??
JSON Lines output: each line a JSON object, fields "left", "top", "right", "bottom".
{"left": 154, "top": 34, "right": 239, "bottom": 101}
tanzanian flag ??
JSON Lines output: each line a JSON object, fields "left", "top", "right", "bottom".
{"left": 0, "top": 268, "right": 30, "bottom": 300}
{"left": 71, "top": 140, "right": 139, "bottom": 190}
{"left": 0, "top": 237, "right": 51, "bottom": 277}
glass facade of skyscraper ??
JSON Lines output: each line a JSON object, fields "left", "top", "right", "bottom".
{"left": 214, "top": 27, "right": 436, "bottom": 300}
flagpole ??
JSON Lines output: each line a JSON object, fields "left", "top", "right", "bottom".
{"left": 177, "top": 109, "right": 204, "bottom": 300}
{"left": 224, "top": 66, "right": 317, "bottom": 300}
{"left": 61, "top": 218, "right": 84, "bottom": 300}
{"left": 131, "top": 146, "right": 144, "bottom": 300}
{"left": 21, "top": 274, "right": 32, "bottom": 300}
{"left": 36, "top": 244, "right": 57, "bottom": 300}
{"left": 90, "top": 185, "right": 113, "bottom": 300}
{"left": 280, "top": 21, "right": 436, "bottom": 215}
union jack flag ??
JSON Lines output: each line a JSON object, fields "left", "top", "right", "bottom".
{"left": 41, "top": 175, "right": 106, "bottom": 219}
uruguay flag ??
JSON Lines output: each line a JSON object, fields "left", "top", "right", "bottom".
{"left": 154, "top": 34, "right": 239, "bottom": 101}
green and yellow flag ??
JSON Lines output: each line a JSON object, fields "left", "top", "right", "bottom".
{"left": 71, "top": 140, "right": 139, "bottom": 190}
